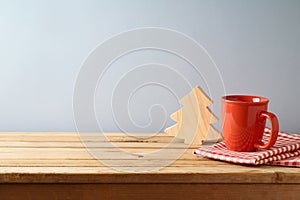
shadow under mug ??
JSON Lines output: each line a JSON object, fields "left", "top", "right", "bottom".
{"left": 221, "top": 95, "right": 279, "bottom": 152}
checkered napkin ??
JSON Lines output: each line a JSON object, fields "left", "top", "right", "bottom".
{"left": 194, "top": 129, "right": 300, "bottom": 167}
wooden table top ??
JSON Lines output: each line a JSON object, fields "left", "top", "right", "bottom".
{"left": 0, "top": 132, "right": 300, "bottom": 184}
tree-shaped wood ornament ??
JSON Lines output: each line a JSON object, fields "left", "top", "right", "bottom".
{"left": 164, "top": 86, "right": 222, "bottom": 146}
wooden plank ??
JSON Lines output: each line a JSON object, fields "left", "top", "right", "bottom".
{"left": 0, "top": 147, "right": 196, "bottom": 160}
{"left": 0, "top": 132, "right": 299, "bottom": 187}
{"left": 0, "top": 159, "right": 229, "bottom": 167}
{"left": 0, "top": 165, "right": 298, "bottom": 175}
{"left": 0, "top": 132, "right": 175, "bottom": 137}
{"left": 0, "top": 132, "right": 172, "bottom": 136}
{"left": 0, "top": 183, "right": 298, "bottom": 200}
{"left": 0, "top": 168, "right": 300, "bottom": 184}
{"left": 0, "top": 141, "right": 198, "bottom": 149}
{"left": 0, "top": 165, "right": 300, "bottom": 184}
{"left": 0, "top": 133, "right": 185, "bottom": 143}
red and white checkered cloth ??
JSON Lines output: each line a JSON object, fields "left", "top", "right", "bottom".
{"left": 194, "top": 128, "right": 300, "bottom": 167}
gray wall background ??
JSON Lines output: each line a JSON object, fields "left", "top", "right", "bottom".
{"left": 0, "top": 0, "right": 299, "bottom": 133}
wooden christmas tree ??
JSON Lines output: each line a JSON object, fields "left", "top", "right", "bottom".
{"left": 164, "top": 86, "right": 222, "bottom": 146}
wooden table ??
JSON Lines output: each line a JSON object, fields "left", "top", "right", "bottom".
{"left": 0, "top": 132, "right": 299, "bottom": 200}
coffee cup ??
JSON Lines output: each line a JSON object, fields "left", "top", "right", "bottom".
{"left": 221, "top": 95, "right": 279, "bottom": 152}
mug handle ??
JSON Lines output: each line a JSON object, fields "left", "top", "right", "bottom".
{"left": 254, "top": 111, "right": 279, "bottom": 149}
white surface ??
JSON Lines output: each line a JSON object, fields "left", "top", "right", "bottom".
{"left": 0, "top": 0, "right": 299, "bottom": 133}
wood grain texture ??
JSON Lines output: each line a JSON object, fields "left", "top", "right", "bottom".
{"left": 0, "top": 131, "right": 300, "bottom": 199}
{"left": 164, "top": 86, "right": 222, "bottom": 146}
{"left": 0, "top": 184, "right": 299, "bottom": 200}
{"left": 0, "top": 132, "right": 299, "bottom": 184}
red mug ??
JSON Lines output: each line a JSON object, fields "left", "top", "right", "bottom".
{"left": 221, "top": 95, "right": 279, "bottom": 152}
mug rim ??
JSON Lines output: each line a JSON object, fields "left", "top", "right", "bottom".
{"left": 222, "top": 95, "right": 269, "bottom": 105}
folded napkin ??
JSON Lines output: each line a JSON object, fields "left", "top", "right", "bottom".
{"left": 194, "top": 128, "right": 300, "bottom": 167}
